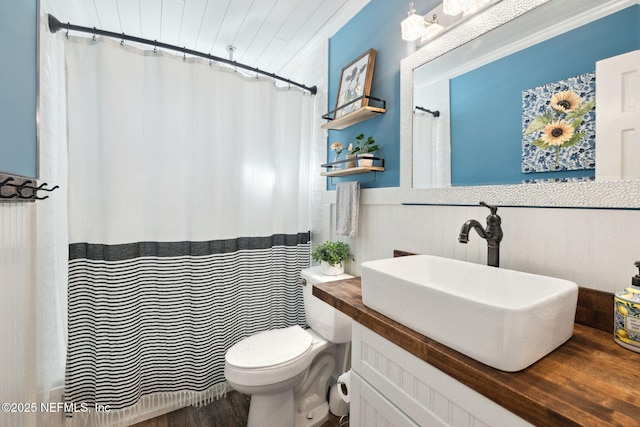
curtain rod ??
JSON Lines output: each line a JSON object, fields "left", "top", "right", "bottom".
{"left": 47, "top": 14, "right": 317, "bottom": 95}
{"left": 414, "top": 106, "right": 440, "bottom": 117}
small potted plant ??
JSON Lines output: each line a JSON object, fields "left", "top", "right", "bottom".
{"left": 312, "top": 241, "right": 354, "bottom": 275}
{"left": 351, "top": 133, "right": 378, "bottom": 167}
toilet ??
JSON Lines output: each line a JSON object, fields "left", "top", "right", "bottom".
{"left": 224, "top": 267, "right": 353, "bottom": 427}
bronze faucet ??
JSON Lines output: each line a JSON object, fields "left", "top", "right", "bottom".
{"left": 458, "top": 202, "right": 503, "bottom": 267}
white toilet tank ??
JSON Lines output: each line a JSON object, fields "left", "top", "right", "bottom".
{"left": 301, "top": 267, "right": 353, "bottom": 344}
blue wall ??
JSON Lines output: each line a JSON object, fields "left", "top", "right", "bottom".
{"left": 0, "top": 0, "right": 38, "bottom": 178}
{"left": 327, "top": 0, "right": 439, "bottom": 189}
{"left": 449, "top": 6, "right": 639, "bottom": 186}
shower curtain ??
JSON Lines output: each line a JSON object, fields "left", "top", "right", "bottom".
{"left": 413, "top": 112, "right": 451, "bottom": 188}
{"left": 63, "top": 36, "right": 312, "bottom": 426}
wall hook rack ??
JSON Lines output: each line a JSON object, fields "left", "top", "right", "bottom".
{"left": 0, "top": 173, "right": 60, "bottom": 202}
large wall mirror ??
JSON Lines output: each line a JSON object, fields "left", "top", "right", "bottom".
{"left": 0, "top": 0, "right": 39, "bottom": 179}
{"left": 400, "top": 0, "right": 640, "bottom": 208}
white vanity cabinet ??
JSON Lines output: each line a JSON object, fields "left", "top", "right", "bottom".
{"left": 350, "top": 323, "right": 533, "bottom": 427}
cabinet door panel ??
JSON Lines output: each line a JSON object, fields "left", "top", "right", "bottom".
{"left": 351, "top": 323, "right": 532, "bottom": 427}
{"left": 351, "top": 371, "right": 420, "bottom": 427}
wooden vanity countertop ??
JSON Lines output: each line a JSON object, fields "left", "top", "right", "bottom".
{"left": 313, "top": 277, "right": 640, "bottom": 427}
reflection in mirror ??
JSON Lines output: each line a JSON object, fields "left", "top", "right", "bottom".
{"left": 413, "top": 0, "right": 639, "bottom": 188}
{"left": 400, "top": 0, "right": 640, "bottom": 208}
{"left": 0, "top": 1, "right": 38, "bottom": 178}
{"left": 413, "top": 102, "right": 450, "bottom": 188}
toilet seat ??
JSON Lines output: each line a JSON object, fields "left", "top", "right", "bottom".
{"left": 226, "top": 325, "right": 313, "bottom": 369}
{"left": 225, "top": 325, "right": 315, "bottom": 388}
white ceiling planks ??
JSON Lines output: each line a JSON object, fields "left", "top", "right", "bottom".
{"left": 138, "top": 0, "right": 163, "bottom": 43}
{"left": 262, "top": 0, "right": 354, "bottom": 73}
{"left": 48, "top": 0, "right": 371, "bottom": 81}
{"left": 207, "top": 0, "right": 264, "bottom": 60}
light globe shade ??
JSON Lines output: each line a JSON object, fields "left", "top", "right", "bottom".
{"left": 401, "top": 13, "right": 425, "bottom": 41}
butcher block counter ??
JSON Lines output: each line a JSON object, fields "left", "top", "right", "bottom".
{"left": 313, "top": 276, "right": 640, "bottom": 427}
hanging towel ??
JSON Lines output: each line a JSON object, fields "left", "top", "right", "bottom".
{"left": 336, "top": 181, "right": 360, "bottom": 238}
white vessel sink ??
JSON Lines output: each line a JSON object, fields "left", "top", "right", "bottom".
{"left": 361, "top": 255, "right": 578, "bottom": 372}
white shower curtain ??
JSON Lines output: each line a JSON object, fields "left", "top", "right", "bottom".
{"left": 413, "top": 112, "right": 451, "bottom": 188}
{"left": 64, "top": 36, "right": 312, "bottom": 426}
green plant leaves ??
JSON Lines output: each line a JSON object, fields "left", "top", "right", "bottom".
{"left": 523, "top": 111, "right": 553, "bottom": 136}
{"left": 311, "top": 241, "right": 354, "bottom": 266}
{"left": 562, "top": 131, "right": 585, "bottom": 148}
{"left": 565, "top": 99, "right": 595, "bottom": 121}
{"left": 352, "top": 134, "right": 377, "bottom": 154}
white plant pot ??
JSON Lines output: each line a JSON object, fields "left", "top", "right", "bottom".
{"left": 320, "top": 260, "right": 345, "bottom": 276}
{"left": 357, "top": 153, "right": 374, "bottom": 167}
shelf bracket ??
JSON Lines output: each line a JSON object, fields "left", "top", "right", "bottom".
{"left": 322, "top": 95, "right": 386, "bottom": 122}
{"left": 328, "top": 171, "right": 379, "bottom": 186}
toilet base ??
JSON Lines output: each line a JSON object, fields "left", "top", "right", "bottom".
{"left": 228, "top": 329, "right": 349, "bottom": 427}
{"left": 246, "top": 391, "right": 329, "bottom": 427}
{"left": 247, "top": 389, "right": 295, "bottom": 427}
{"left": 295, "top": 400, "right": 329, "bottom": 427}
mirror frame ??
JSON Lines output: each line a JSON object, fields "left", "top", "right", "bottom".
{"left": 400, "top": 0, "right": 640, "bottom": 208}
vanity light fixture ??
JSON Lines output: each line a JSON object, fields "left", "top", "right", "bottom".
{"left": 443, "top": 0, "right": 491, "bottom": 16}
{"left": 421, "top": 15, "right": 444, "bottom": 41}
{"left": 401, "top": 3, "right": 444, "bottom": 42}
{"left": 401, "top": 3, "right": 426, "bottom": 42}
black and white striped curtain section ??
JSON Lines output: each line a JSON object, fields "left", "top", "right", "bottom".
{"left": 65, "top": 232, "right": 310, "bottom": 413}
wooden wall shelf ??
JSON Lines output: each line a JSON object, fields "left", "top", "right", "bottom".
{"left": 320, "top": 157, "right": 384, "bottom": 184}
{"left": 321, "top": 95, "right": 386, "bottom": 131}
{"left": 320, "top": 165, "right": 384, "bottom": 177}
{"left": 321, "top": 105, "right": 386, "bottom": 131}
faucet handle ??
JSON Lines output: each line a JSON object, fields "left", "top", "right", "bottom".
{"left": 479, "top": 201, "right": 498, "bottom": 215}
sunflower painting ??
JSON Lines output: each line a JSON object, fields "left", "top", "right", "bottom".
{"left": 521, "top": 73, "right": 596, "bottom": 173}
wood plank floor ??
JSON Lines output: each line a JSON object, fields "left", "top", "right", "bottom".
{"left": 130, "top": 391, "right": 346, "bottom": 427}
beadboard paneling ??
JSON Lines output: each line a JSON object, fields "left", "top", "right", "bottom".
{"left": 316, "top": 189, "right": 640, "bottom": 294}
{"left": 0, "top": 202, "right": 36, "bottom": 427}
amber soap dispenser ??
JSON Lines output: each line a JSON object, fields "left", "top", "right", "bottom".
{"left": 614, "top": 261, "right": 640, "bottom": 352}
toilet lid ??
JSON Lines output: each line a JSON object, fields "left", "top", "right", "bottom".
{"left": 226, "top": 325, "right": 313, "bottom": 369}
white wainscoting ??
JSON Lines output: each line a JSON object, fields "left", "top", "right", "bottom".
{"left": 315, "top": 187, "right": 640, "bottom": 294}
{"left": 0, "top": 202, "right": 37, "bottom": 427}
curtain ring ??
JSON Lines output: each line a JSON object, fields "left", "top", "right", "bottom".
{"left": 120, "top": 33, "right": 125, "bottom": 47}
{"left": 153, "top": 40, "right": 158, "bottom": 55}
{"left": 92, "top": 27, "right": 96, "bottom": 43}
{"left": 65, "top": 23, "right": 70, "bottom": 39}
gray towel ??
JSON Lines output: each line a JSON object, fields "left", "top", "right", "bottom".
{"left": 336, "top": 181, "right": 360, "bottom": 238}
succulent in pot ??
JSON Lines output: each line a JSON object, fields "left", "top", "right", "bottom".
{"left": 351, "top": 134, "right": 378, "bottom": 167}
{"left": 311, "top": 241, "right": 354, "bottom": 275}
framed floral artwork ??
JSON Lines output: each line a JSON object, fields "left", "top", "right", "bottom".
{"left": 335, "top": 48, "right": 376, "bottom": 118}
{"left": 521, "top": 72, "right": 596, "bottom": 173}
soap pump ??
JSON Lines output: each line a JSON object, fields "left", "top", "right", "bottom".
{"left": 614, "top": 261, "right": 640, "bottom": 352}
